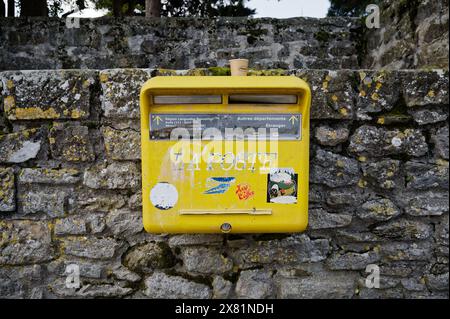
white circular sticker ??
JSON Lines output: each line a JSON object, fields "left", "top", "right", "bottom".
{"left": 150, "top": 182, "right": 178, "bottom": 210}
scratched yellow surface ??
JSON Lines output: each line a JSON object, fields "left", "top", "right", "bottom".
{"left": 140, "top": 76, "right": 311, "bottom": 233}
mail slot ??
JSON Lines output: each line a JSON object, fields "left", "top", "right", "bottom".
{"left": 140, "top": 76, "right": 311, "bottom": 233}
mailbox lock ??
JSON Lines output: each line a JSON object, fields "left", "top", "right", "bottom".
{"left": 220, "top": 223, "right": 232, "bottom": 233}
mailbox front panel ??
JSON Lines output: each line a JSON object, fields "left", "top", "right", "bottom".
{"left": 140, "top": 76, "right": 310, "bottom": 233}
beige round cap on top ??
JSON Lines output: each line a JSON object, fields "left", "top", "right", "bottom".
{"left": 229, "top": 59, "right": 249, "bottom": 76}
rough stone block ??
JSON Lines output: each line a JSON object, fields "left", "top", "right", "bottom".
{"left": 111, "top": 265, "right": 141, "bottom": 283}
{"left": 357, "top": 287, "right": 406, "bottom": 299}
{"left": 86, "top": 214, "right": 107, "bottom": 234}
{"left": 277, "top": 272, "right": 358, "bottom": 298}
{"left": 425, "top": 273, "right": 449, "bottom": 292}
{"left": 212, "top": 276, "right": 233, "bottom": 299}
{"left": 105, "top": 209, "right": 143, "bottom": 238}
{"left": 379, "top": 262, "right": 417, "bottom": 278}
{"left": 308, "top": 208, "right": 352, "bottom": 229}
{"left": 355, "top": 70, "right": 401, "bottom": 120}
{"left": 123, "top": 242, "right": 175, "bottom": 272}
{"left": 100, "top": 69, "right": 151, "bottom": 119}
{"left": 357, "top": 198, "right": 401, "bottom": 222}
{"left": 435, "top": 215, "right": 449, "bottom": 246}
{"left": 19, "top": 168, "right": 81, "bottom": 184}
{"left": 181, "top": 247, "right": 233, "bottom": 275}
{"left": 0, "top": 167, "right": 15, "bottom": 211}
{"left": 101, "top": 126, "right": 141, "bottom": 160}
{"left": 62, "top": 237, "right": 120, "bottom": 260}
{"left": 361, "top": 159, "right": 401, "bottom": 190}
{"left": 83, "top": 161, "right": 140, "bottom": 189}
{"left": 144, "top": 272, "right": 211, "bottom": 299}
{"left": 55, "top": 216, "right": 87, "bottom": 236}
{"left": 325, "top": 186, "right": 369, "bottom": 207}
{"left": 402, "top": 191, "right": 449, "bottom": 216}
{"left": 50, "top": 279, "right": 132, "bottom": 298}
{"left": 431, "top": 125, "right": 449, "bottom": 160}
{"left": 49, "top": 123, "right": 95, "bottom": 162}
{"left": 296, "top": 70, "right": 354, "bottom": 120}
{"left": 0, "top": 70, "right": 95, "bottom": 120}
{"left": 314, "top": 125, "right": 349, "bottom": 146}
{"left": 0, "top": 221, "right": 53, "bottom": 265}
{"left": 309, "top": 184, "right": 325, "bottom": 203}
{"left": 128, "top": 190, "right": 142, "bottom": 209}
{"left": 235, "top": 269, "right": 274, "bottom": 299}
{"left": 349, "top": 125, "right": 428, "bottom": 157}
{"left": 0, "top": 96, "right": 8, "bottom": 135}
{"left": 326, "top": 250, "right": 380, "bottom": 270}
{"left": 0, "top": 128, "right": 42, "bottom": 163}
{"left": 71, "top": 262, "right": 105, "bottom": 279}
{"left": 373, "top": 219, "right": 433, "bottom": 240}
{"left": 20, "top": 189, "right": 66, "bottom": 218}
{"left": 409, "top": 106, "right": 448, "bottom": 125}
{"left": 310, "top": 149, "right": 360, "bottom": 187}
{"left": 230, "top": 234, "right": 329, "bottom": 267}
{"left": 69, "top": 189, "right": 127, "bottom": 213}
{"left": 401, "top": 278, "right": 427, "bottom": 292}
{"left": 405, "top": 161, "right": 449, "bottom": 190}
{"left": 0, "top": 265, "right": 43, "bottom": 298}
{"left": 47, "top": 259, "right": 105, "bottom": 279}
{"left": 168, "top": 234, "right": 224, "bottom": 247}
{"left": 335, "top": 230, "right": 380, "bottom": 243}
{"left": 402, "top": 70, "right": 449, "bottom": 107}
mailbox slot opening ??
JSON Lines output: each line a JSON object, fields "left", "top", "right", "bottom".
{"left": 153, "top": 95, "right": 222, "bottom": 104}
{"left": 151, "top": 93, "right": 303, "bottom": 106}
{"left": 228, "top": 94, "right": 298, "bottom": 104}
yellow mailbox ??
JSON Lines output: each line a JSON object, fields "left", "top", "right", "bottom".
{"left": 140, "top": 76, "right": 311, "bottom": 233}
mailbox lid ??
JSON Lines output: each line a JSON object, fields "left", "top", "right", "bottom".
{"left": 141, "top": 76, "right": 311, "bottom": 93}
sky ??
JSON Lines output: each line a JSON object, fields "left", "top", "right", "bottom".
{"left": 4, "top": 0, "right": 330, "bottom": 18}
{"left": 249, "top": 0, "right": 330, "bottom": 18}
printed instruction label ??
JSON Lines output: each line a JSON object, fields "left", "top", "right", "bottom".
{"left": 150, "top": 113, "right": 301, "bottom": 140}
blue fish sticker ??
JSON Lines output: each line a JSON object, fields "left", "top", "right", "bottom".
{"left": 210, "top": 177, "right": 236, "bottom": 183}
{"left": 204, "top": 177, "right": 236, "bottom": 194}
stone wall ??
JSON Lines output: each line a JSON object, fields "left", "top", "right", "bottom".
{"left": 363, "top": 0, "right": 449, "bottom": 69}
{"left": 0, "top": 16, "right": 361, "bottom": 71}
{"left": 1, "top": 68, "right": 448, "bottom": 299}
{"left": 2, "top": 2, "right": 449, "bottom": 73}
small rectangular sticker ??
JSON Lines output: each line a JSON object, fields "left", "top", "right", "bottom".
{"left": 150, "top": 113, "right": 301, "bottom": 140}
{"left": 267, "top": 168, "right": 298, "bottom": 204}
